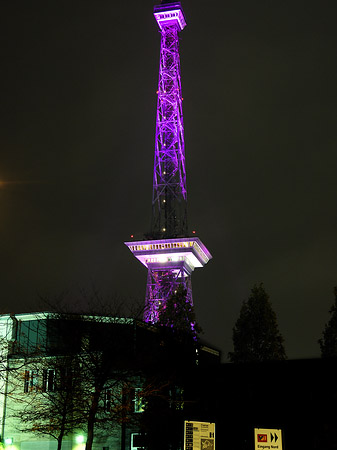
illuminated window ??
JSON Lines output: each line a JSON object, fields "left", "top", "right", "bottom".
{"left": 169, "top": 386, "right": 184, "bottom": 410}
{"left": 103, "top": 389, "right": 112, "bottom": 412}
{"left": 42, "top": 369, "right": 55, "bottom": 392}
{"left": 59, "top": 366, "right": 72, "bottom": 391}
{"left": 16, "top": 319, "right": 45, "bottom": 354}
{"left": 134, "top": 388, "right": 145, "bottom": 413}
{"left": 131, "top": 433, "right": 145, "bottom": 450}
{"left": 24, "top": 370, "right": 39, "bottom": 393}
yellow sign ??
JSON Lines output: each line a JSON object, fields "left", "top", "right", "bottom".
{"left": 184, "top": 421, "right": 215, "bottom": 450}
{"left": 254, "top": 428, "right": 283, "bottom": 450}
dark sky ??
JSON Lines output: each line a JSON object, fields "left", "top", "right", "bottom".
{"left": 1, "top": 0, "right": 337, "bottom": 361}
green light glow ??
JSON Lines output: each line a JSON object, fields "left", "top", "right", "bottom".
{"left": 75, "top": 435, "right": 85, "bottom": 444}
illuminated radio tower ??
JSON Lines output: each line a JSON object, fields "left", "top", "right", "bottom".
{"left": 125, "top": 1, "right": 211, "bottom": 323}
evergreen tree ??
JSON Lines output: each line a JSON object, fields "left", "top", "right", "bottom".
{"left": 157, "top": 285, "right": 202, "bottom": 340}
{"left": 319, "top": 286, "right": 337, "bottom": 357}
{"left": 228, "top": 283, "right": 286, "bottom": 362}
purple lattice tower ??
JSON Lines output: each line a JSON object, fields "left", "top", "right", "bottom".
{"left": 125, "top": 1, "right": 211, "bottom": 323}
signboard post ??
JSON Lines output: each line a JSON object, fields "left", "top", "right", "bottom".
{"left": 254, "top": 428, "right": 283, "bottom": 450}
{"left": 184, "top": 421, "right": 215, "bottom": 450}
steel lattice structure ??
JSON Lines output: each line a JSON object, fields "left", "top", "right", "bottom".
{"left": 152, "top": 13, "right": 187, "bottom": 239}
{"left": 125, "top": 1, "right": 211, "bottom": 323}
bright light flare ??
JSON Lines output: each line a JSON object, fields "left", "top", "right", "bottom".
{"left": 75, "top": 435, "right": 85, "bottom": 444}
{"left": 0, "top": 180, "right": 41, "bottom": 188}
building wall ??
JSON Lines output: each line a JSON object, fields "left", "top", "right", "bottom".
{"left": 0, "top": 312, "right": 220, "bottom": 450}
{"left": 0, "top": 313, "right": 146, "bottom": 450}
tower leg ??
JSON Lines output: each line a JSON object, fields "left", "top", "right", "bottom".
{"left": 144, "top": 267, "right": 193, "bottom": 323}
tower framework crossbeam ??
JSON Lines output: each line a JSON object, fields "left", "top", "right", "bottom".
{"left": 125, "top": 1, "right": 211, "bottom": 324}
{"left": 152, "top": 17, "right": 187, "bottom": 238}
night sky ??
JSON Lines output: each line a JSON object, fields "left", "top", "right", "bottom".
{"left": 2, "top": 0, "right": 337, "bottom": 361}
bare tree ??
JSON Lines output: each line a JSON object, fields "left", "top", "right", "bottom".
{"left": 12, "top": 355, "right": 83, "bottom": 450}
{"left": 6, "top": 288, "right": 197, "bottom": 450}
{"left": 7, "top": 292, "right": 150, "bottom": 450}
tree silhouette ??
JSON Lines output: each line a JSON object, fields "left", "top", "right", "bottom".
{"left": 319, "top": 286, "right": 337, "bottom": 357}
{"left": 157, "top": 285, "right": 202, "bottom": 340}
{"left": 139, "top": 286, "right": 203, "bottom": 450}
{"left": 228, "top": 283, "right": 286, "bottom": 362}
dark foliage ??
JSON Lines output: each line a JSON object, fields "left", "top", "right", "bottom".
{"left": 319, "top": 286, "right": 337, "bottom": 357}
{"left": 228, "top": 283, "right": 286, "bottom": 362}
{"left": 157, "top": 285, "right": 202, "bottom": 341}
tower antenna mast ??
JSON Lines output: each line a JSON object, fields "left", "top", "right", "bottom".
{"left": 125, "top": 1, "right": 211, "bottom": 323}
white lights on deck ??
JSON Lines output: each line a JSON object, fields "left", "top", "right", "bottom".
{"left": 154, "top": 8, "right": 186, "bottom": 32}
{"left": 125, "top": 237, "right": 211, "bottom": 272}
{"left": 146, "top": 255, "right": 185, "bottom": 264}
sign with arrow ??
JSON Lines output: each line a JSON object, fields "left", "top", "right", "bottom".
{"left": 254, "top": 428, "right": 283, "bottom": 450}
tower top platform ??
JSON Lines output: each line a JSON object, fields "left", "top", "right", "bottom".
{"left": 154, "top": 2, "right": 186, "bottom": 31}
{"left": 125, "top": 237, "right": 211, "bottom": 272}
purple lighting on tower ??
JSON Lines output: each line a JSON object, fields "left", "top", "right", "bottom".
{"left": 125, "top": 1, "right": 211, "bottom": 324}
{"left": 125, "top": 238, "right": 211, "bottom": 322}
{"left": 152, "top": 2, "right": 187, "bottom": 239}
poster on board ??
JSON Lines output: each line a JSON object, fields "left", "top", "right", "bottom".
{"left": 184, "top": 420, "right": 215, "bottom": 450}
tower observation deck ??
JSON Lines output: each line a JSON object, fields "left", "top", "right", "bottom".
{"left": 125, "top": 1, "right": 211, "bottom": 323}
